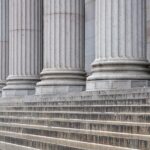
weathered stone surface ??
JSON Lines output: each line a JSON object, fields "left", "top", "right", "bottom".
{"left": 87, "top": 0, "right": 150, "bottom": 90}
{"left": 0, "top": 88, "right": 150, "bottom": 149}
{"left": 0, "top": 0, "right": 9, "bottom": 96}
{"left": 146, "top": 0, "right": 150, "bottom": 61}
{"left": 2, "top": 0, "right": 43, "bottom": 97}
{"left": 36, "top": 0, "right": 86, "bottom": 95}
{"left": 0, "top": 1, "right": 150, "bottom": 150}
{"left": 85, "top": 0, "right": 150, "bottom": 73}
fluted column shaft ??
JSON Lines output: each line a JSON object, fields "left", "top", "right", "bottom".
{"left": 87, "top": 0, "right": 150, "bottom": 90}
{"left": 0, "top": 0, "right": 9, "bottom": 95}
{"left": 3, "top": 0, "right": 43, "bottom": 97}
{"left": 36, "top": 0, "right": 85, "bottom": 95}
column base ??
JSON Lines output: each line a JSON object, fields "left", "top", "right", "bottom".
{"left": 0, "top": 82, "right": 6, "bottom": 97}
{"left": 2, "top": 76, "right": 39, "bottom": 97}
{"left": 87, "top": 60, "right": 150, "bottom": 91}
{"left": 36, "top": 85, "right": 85, "bottom": 95}
{"left": 2, "top": 89, "right": 35, "bottom": 97}
{"left": 36, "top": 69, "right": 86, "bottom": 95}
{"left": 86, "top": 80, "right": 150, "bottom": 91}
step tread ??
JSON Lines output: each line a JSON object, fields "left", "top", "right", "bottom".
{"left": 0, "top": 97, "right": 149, "bottom": 105}
{"left": 0, "top": 123, "right": 150, "bottom": 141}
{"left": 0, "top": 110, "right": 150, "bottom": 115}
{"left": 0, "top": 117, "right": 149, "bottom": 127}
{"left": 2, "top": 104, "right": 150, "bottom": 108}
{"left": 0, "top": 141, "right": 40, "bottom": 150}
{"left": 0, "top": 130, "right": 139, "bottom": 150}
{"left": 1, "top": 122, "right": 150, "bottom": 140}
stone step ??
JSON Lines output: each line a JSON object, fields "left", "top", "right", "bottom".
{"left": 0, "top": 111, "right": 149, "bottom": 122}
{"left": 2, "top": 105, "right": 150, "bottom": 113}
{"left": 0, "top": 124, "right": 149, "bottom": 149}
{"left": 0, "top": 138, "right": 82, "bottom": 150}
{"left": 0, "top": 116, "right": 150, "bottom": 135}
{"left": 0, "top": 98, "right": 149, "bottom": 106}
{"left": 0, "top": 130, "right": 136, "bottom": 150}
{"left": 1, "top": 99, "right": 149, "bottom": 108}
{"left": 0, "top": 91, "right": 150, "bottom": 106}
{"left": 23, "top": 98, "right": 150, "bottom": 106}
{"left": 83, "top": 88, "right": 150, "bottom": 97}
{"left": 0, "top": 141, "right": 40, "bottom": 150}
{"left": 0, "top": 89, "right": 149, "bottom": 150}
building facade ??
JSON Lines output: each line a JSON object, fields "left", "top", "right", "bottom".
{"left": 0, "top": 0, "right": 150, "bottom": 97}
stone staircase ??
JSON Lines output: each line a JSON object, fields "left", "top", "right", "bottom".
{"left": 0, "top": 88, "right": 150, "bottom": 150}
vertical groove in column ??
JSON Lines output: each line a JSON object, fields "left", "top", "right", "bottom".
{"left": 118, "top": 0, "right": 126, "bottom": 58}
{"left": 87, "top": 0, "right": 150, "bottom": 91}
{"left": 132, "top": 0, "right": 137, "bottom": 58}
{"left": 125, "top": 0, "right": 132, "bottom": 58}
{"left": 8, "top": 0, "right": 42, "bottom": 77}
{"left": 0, "top": 0, "right": 9, "bottom": 91}
{"left": 3, "top": 0, "right": 43, "bottom": 97}
{"left": 105, "top": 0, "right": 112, "bottom": 59}
{"left": 95, "top": 0, "right": 99, "bottom": 59}
{"left": 137, "top": 0, "right": 142, "bottom": 58}
{"left": 142, "top": 0, "right": 146, "bottom": 58}
{"left": 44, "top": 0, "right": 85, "bottom": 69}
{"left": 10, "top": 0, "right": 42, "bottom": 76}
{"left": 36, "top": 0, "right": 85, "bottom": 95}
{"left": 95, "top": 0, "right": 147, "bottom": 61}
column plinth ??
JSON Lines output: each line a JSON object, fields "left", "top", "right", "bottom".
{"left": 2, "top": 0, "right": 43, "bottom": 97}
{"left": 87, "top": 0, "right": 150, "bottom": 90}
{"left": 36, "top": 0, "right": 85, "bottom": 95}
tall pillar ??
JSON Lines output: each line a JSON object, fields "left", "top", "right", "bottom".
{"left": 0, "top": 0, "right": 9, "bottom": 96}
{"left": 87, "top": 0, "right": 150, "bottom": 90}
{"left": 3, "top": 0, "right": 43, "bottom": 97}
{"left": 36, "top": 0, "right": 85, "bottom": 95}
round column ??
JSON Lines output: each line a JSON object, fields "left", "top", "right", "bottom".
{"left": 87, "top": 0, "right": 150, "bottom": 90}
{"left": 36, "top": 0, "right": 85, "bottom": 95}
{"left": 3, "top": 0, "right": 43, "bottom": 97}
{"left": 0, "top": 0, "right": 9, "bottom": 96}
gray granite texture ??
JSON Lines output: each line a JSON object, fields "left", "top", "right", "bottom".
{"left": 0, "top": 88, "right": 150, "bottom": 149}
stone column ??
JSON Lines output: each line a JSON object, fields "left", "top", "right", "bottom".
{"left": 87, "top": 0, "right": 150, "bottom": 90}
{"left": 3, "top": 0, "right": 43, "bottom": 97}
{"left": 0, "top": 0, "right": 9, "bottom": 96}
{"left": 146, "top": 0, "right": 150, "bottom": 61}
{"left": 36, "top": 0, "right": 85, "bottom": 95}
